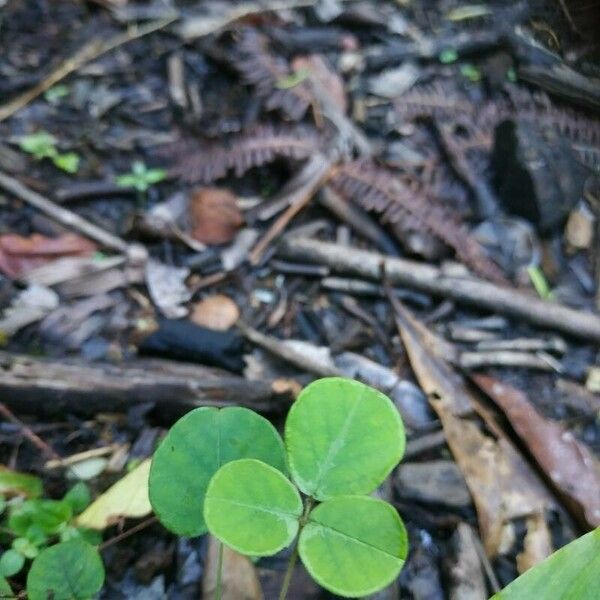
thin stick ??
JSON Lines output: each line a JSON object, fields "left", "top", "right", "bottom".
{"left": 0, "top": 170, "right": 129, "bottom": 253}
{"left": 249, "top": 155, "right": 332, "bottom": 265}
{"left": 214, "top": 541, "right": 224, "bottom": 600}
{"left": 279, "top": 237, "right": 600, "bottom": 343}
{"left": 97, "top": 516, "right": 158, "bottom": 551}
{"left": 0, "top": 17, "right": 177, "bottom": 123}
{"left": 0, "top": 402, "right": 60, "bottom": 460}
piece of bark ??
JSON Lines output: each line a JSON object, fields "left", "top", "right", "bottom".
{"left": 491, "top": 119, "right": 587, "bottom": 232}
{"left": 472, "top": 374, "right": 600, "bottom": 529}
{"left": 278, "top": 237, "right": 600, "bottom": 342}
{"left": 0, "top": 352, "right": 292, "bottom": 418}
{"left": 448, "top": 523, "right": 487, "bottom": 600}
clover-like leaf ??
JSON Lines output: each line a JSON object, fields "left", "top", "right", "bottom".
{"left": 299, "top": 496, "right": 407, "bottom": 598}
{"left": 492, "top": 527, "right": 600, "bottom": 600}
{"left": 149, "top": 407, "right": 286, "bottom": 536}
{"left": 0, "top": 550, "right": 24, "bottom": 578}
{"left": 204, "top": 459, "right": 302, "bottom": 556}
{"left": 26, "top": 540, "right": 104, "bottom": 600}
{"left": 285, "top": 377, "right": 405, "bottom": 499}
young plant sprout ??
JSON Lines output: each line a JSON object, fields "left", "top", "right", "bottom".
{"left": 116, "top": 161, "right": 166, "bottom": 194}
{"left": 19, "top": 131, "right": 80, "bottom": 174}
{"left": 149, "top": 377, "right": 408, "bottom": 599}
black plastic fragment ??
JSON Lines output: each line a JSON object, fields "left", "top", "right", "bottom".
{"left": 139, "top": 319, "right": 245, "bottom": 373}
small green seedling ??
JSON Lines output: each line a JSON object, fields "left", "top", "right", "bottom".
{"left": 149, "top": 378, "right": 407, "bottom": 599}
{"left": 0, "top": 481, "right": 100, "bottom": 583}
{"left": 275, "top": 67, "right": 311, "bottom": 89}
{"left": 43, "top": 84, "right": 70, "bottom": 105}
{"left": 527, "top": 265, "right": 553, "bottom": 300}
{"left": 116, "top": 161, "right": 166, "bottom": 194}
{"left": 19, "top": 131, "right": 80, "bottom": 174}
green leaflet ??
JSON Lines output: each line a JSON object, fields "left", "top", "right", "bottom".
{"left": 0, "top": 467, "right": 43, "bottom": 498}
{"left": 0, "top": 576, "right": 13, "bottom": 598}
{"left": 492, "top": 527, "right": 600, "bottom": 600}
{"left": 299, "top": 496, "right": 408, "bottom": 598}
{"left": 26, "top": 540, "right": 104, "bottom": 600}
{"left": 204, "top": 459, "right": 302, "bottom": 556}
{"left": 285, "top": 377, "right": 405, "bottom": 499}
{"left": 149, "top": 406, "right": 286, "bottom": 536}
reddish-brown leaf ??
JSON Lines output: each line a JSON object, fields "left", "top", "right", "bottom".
{"left": 472, "top": 373, "right": 600, "bottom": 529}
{"left": 189, "top": 188, "right": 244, "bottom": 245}
{"left": 0, "top": 233, "right": 97, "bottom": 278}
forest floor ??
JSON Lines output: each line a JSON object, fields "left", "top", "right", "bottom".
{"left": 1, "top": 0, "right": 600, "bottom": 598}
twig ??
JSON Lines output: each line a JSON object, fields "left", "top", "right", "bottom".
{"left": 0, "top": 170, "right": 130, "bottom": 253}
{"left": 436, "top": 124, "right": 500, "bottom": 219}
{"left": 249, "top": 154, "right": 333, "bottom": 265}
{"left": 0, "top": 402, "right": 60, "bottom": 461}
{"left": 237, "top": 322, "right": 341, "bottom": 377}
{"left": 0, "top": 17, "right": 177, "bottom": 123}
{"left": 278, "top": 237, "right": 600, "bottom": 342}
{"left": 97, "top": 516, "right": 158, "bottom": 551}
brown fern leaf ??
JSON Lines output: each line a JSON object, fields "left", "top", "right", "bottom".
{"left": 330, "top": 161, "right": 508, "bottom": 283}
{"left": 505, "top": 85, "right": 600, "bottom": 148}
{"left": 393, "top": 82, "right": 479, "bottom": 123}
{"left": 167, "top": 126, "right": 322, "bottom": 184}
{"left": 231, "top": 28, "right": 312, "bottom": 121}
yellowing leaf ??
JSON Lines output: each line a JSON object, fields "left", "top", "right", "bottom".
{"left": 75, "top": 459, "right": 151, "bottom": 529}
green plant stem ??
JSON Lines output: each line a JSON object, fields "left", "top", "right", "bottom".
{"left": 214, "top": 541, "right": 224, "bottom": 600}
{"left": 279, "top": 497, "right": 313, "bottom": 600}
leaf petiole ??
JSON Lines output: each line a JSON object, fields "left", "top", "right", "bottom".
{"left": 279, "top": 497, "right": 313, "bottom": 600}
{"left": 214, "top": 541, "right": 224, "bottom": 600}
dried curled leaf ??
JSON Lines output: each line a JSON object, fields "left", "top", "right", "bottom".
{"left": 330, "top": 161, "right": 506, "bottom": 282}
{"left": 190, "top": 187, "right": 244, "bottom": 244}
{"left": 473, "top": 374, "right": 600, "bottom": 529}
{"left": 0, "top": 233, "right": 97, "bottom": 279}
{"left": 394, "top": 299, "right": 556, "bottom": 558}
{"left": 168, "top": 126, "right": 321, "bottom": 184}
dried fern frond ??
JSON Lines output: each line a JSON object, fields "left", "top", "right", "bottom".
{"left": 506, "top": 86, "right": 600, "bottom": 148}
{"left": 230, "top": 28, "right": 312, "bottom": 121}
{"left": 394, "top": 81, "right": 600, "bottom": 163}
{"left": 167, "top": 125, "right": 322, "bottom": 183}
{"left": 393, "top": 81, "right": 480, "bottom": 123}
{"left": 331, "top": 161, "right": 507, "bottom": 283}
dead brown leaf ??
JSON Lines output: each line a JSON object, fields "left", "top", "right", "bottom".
{"left": 0, "top": 233, "right": 97, "bottom": 278}
{"left": 393, "top": 297, "right": 556, "bottom": 557}
{"left": 516, "top": 514, "right": 553, "bottom": 574}
{"left": 190, "top": 187, "right": 244, "bottom": 244}
{"left": 202, "top": 536, "right": 263, "bottom": 600}
{"left": 191, "top": 294, "right": 240, "bottom": 330}
{"left": 473, "top": 373, "right": 600, "bottom": 529}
